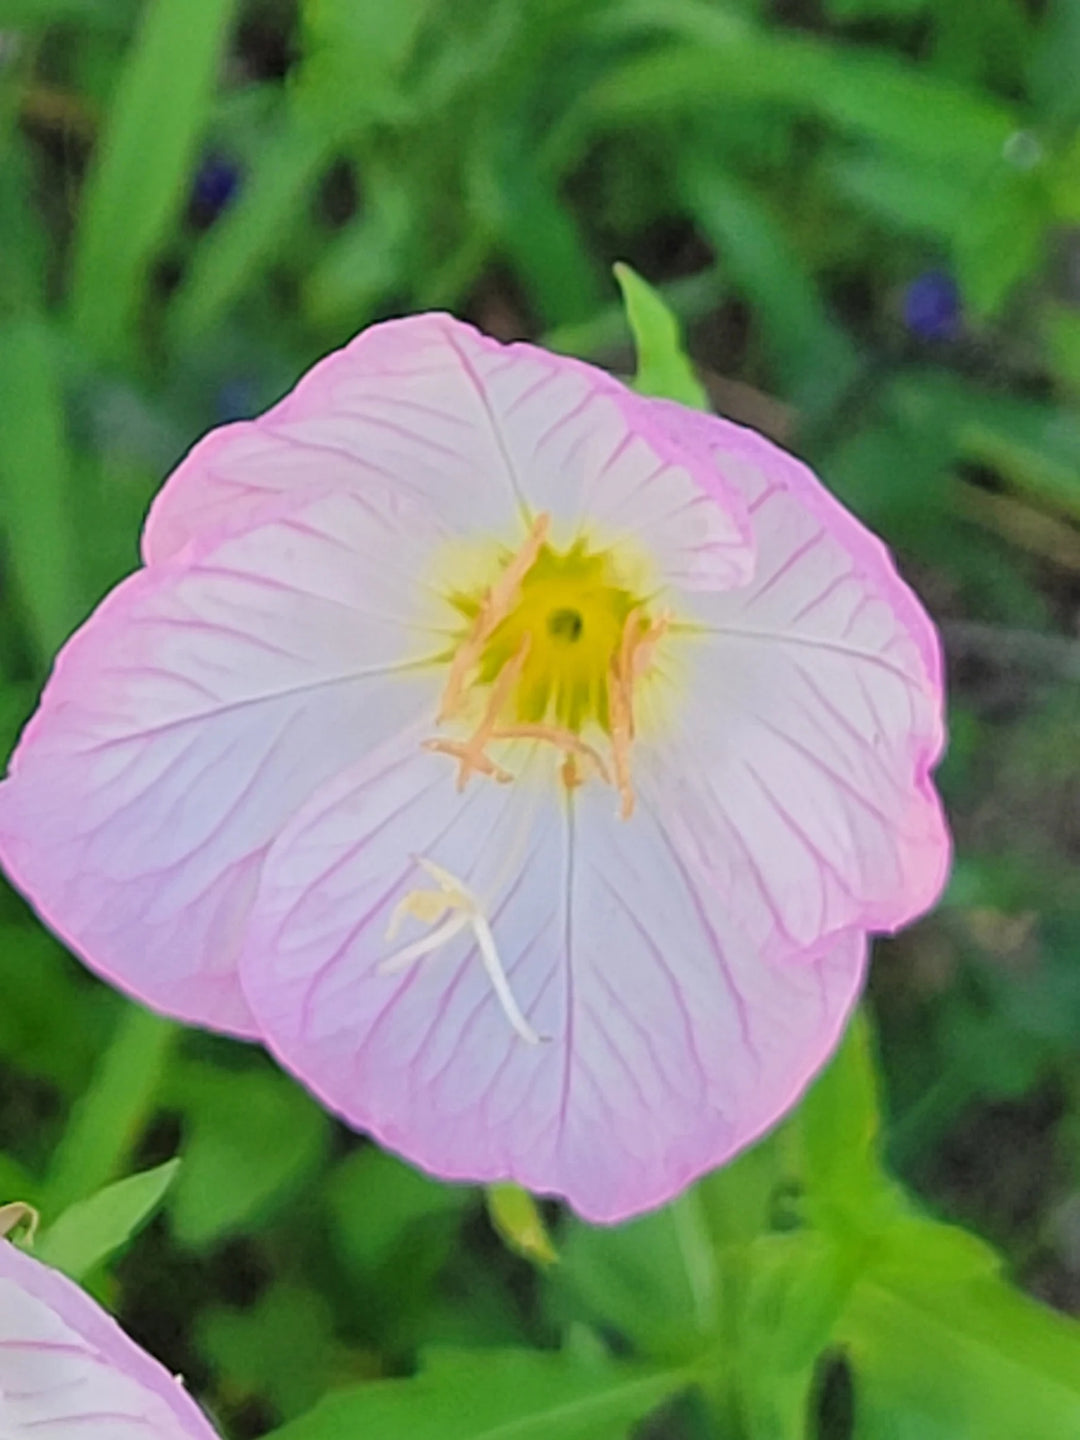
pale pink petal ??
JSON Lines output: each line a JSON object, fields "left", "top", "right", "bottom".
{"left": 0, "top": 488, "right": 445, "bottom": 1033}
{"left": 144, "top": 316, "right": 755, "bottom": 593}
{"left": 239, "top": 734, "right": 865, "bottom": 1223}
{"left": 637, "top": 401, "right": 949, "bottom": 963}
{"left": 0, "top": 1240, "right": 218, "bottom": 1439}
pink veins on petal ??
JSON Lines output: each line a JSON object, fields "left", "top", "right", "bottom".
{"left": 0, "top": 313, "right": 949, "bottom": 1222}
{"left": 0, "top": 1239, "right": 219, "bottom": 1439}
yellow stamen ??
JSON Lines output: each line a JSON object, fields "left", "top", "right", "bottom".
{"left": 438, "top": 514, "right": 550, "bottom": 722}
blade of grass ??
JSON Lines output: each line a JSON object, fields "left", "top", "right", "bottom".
{"left": 42, "top": 1004, "right": 175, "bottom": 1217}
{"left": 0, "top": 317, "right": 83, "bottom": 660}
{"left": 168, "top": 124, "right": 336, "bottom": 346}
{"left": 68, "top": 0, "right": 237, "bottom": 359}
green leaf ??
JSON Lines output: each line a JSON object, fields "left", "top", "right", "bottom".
{"left": 614, "top": 262, "right": 709, "bottom": 409}
{"left": 744, "top": 1232, "right": 855, "bottom": 1377}
{"left": 1030, "top": 0, "right": 1080, "bottom": 126}
{"left": 825, "top": 0, "right": 928, "bottom": 16}
{"left": 69, "top": 0, "right": 238, "bottom": 358}
{"left": 302, "top": 174, "right": 411, "bottom": 330}
{"left": 587, "top": 34, "right": 1014, "bottom": 168}
{"left": 487, "top": 1185, "right": 558, "bottom": 1268}
{"left": 795, "top": 1010, "right": 905, "bottom": 1237}
{"left": 199, "top": 1283, "right": 341, "bottom": 1421}
{"left": 497, "top": 168, "right": 605, "bottom": 330}
{"left": 842, "top": 1266, "right": 1080, "bottom": 1439}
{"left": 0, "top": 317, "right": 85, "bottom": 660}
{"left": 42, "top": 1005, "right": 175, "bottom": 1216}
{"left": 954, "top": 170, "right": 1049, "bottom": 319}
{"left": 1045, "top": 304, "right": 1080, "bottom": 393}
{"left": 0, "top": 0, "right": 113, "bottom": 23}
{"left": 36, "top": 1159, "right": 179, "bottom": 1280}
{"left": 168, "top": 1062, "right": 329, "bottom": 1247}
{"left": 557, "top": 1201, "right": 716, "bottom": 1360}
{"left": 824, "top": 151, "right": 968, "bottom": 242}
{"left": 678, "top": 161, "right": 858, "bottom": 413}
{"left": 327, "top": 1146, "right": 467, "bottom": 1277}
{"left": 269, "top": 1347, "right": 686, "bottom": 1440}
{"left": 294, "top": 0, "right": 433, "bottom": 131}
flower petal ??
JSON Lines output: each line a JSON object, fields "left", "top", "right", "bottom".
{"left": 0, "top": 488, "right": 445, "bottom": 1033}
{"left": 144, "top": 316, "right": 755, "bottom": 593}
{"left": 0, "top": 1240, "right": 217, "bottom": 1439}
{"left": 239, "top": 734, "right": 864, "bottom": 1223}
{"left": 639, "top": 402, "right": 949, "bottom": 962}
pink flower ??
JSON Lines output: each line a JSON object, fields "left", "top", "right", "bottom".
{"left": 0, "top": 316, "right": 948, "bottom": 1221}
{"left": 0, "top": 1239, "right": 218, "bottom": 1438}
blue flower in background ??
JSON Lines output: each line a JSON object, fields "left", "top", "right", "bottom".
{"left": 192, "top": 153, "right": 241, "bottom": 221}
{"left": 903, "top": 270, "right": 961, "bottom": 341}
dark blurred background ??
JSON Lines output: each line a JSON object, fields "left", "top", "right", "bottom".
{"left": 0, "top": 2, "right": 1078, "bottom": 1436}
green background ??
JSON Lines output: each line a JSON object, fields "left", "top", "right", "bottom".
{"left": 1, "top": 1, "right": 1079, "bottom": 1437}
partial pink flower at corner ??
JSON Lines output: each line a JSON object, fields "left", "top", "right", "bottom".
{"left": 0, "top": 1238, "right": 219, "bottom": 1438}
{"left": 0, "top": 315, "right": 950, "bottom": 1222}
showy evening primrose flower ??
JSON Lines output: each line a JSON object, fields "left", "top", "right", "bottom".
{"left": 0, "top": 316, "right": 949, "bottom": 1221}
{"left": 0, "top": 1239, "right": 218, "bottom": 1438}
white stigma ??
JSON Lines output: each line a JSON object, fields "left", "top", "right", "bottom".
{"left": 381, "top": 858, "right": 543, "bottom": 1046}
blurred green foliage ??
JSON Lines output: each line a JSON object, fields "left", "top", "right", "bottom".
{"left": 1, "top": 1, "right": 1079, "bottom": 1437}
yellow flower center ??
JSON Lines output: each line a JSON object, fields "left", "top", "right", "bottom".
{"left": 425, "top": 514, "right": 669, "bottom": 818}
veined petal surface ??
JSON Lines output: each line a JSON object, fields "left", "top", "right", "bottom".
{"left": 239, "top": 734, "right": 865, "bottom": 1223}
{"left": 0, "top": 1241, "right": 217, "bottom": 1440}
{"left": 144, "top": 315, "right": 755, "bottom": 594}
{"left": 0, "top": 488, "right": 445, "bottom": 1032}
{"left": 640, "top": 401, "right": 949, "bottom": 964}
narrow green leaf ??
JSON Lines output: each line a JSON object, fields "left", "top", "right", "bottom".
{"left": 36, "top": 1159, "right": 179, "bottom": 1281}
{"left": 269, "top": 1347, "right": 685, "bottom": 1440}
{"left": 498, "top": 169, "right": 605, "bottom": 329}
{"left": 614, "top": 262, "right": 709, "bottom": 409}
{"left": 42, "top": 1005, "right": 175, "bottom": 1216}
{"left": 587, "top": 35, "right": 1015, "bottom": 167}
{"left": 69, "top": 0, "right": 237, "bottom": 357}
{"left": 680, "top": 160, "right": 858, "bottom": 413}
{"left": 0, "top": 316, "right": 84, "bottom": 660}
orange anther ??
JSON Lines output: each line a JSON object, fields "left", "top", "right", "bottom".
{"left": 438, "top": 514, "right": 549, "bottom": 722}
{"left": 427, "top": 635, "right": 531, "bottom": 790}
{"left": 423, "top": 738, "right": 514, "bottom": 788}
{"left": 493, "top": 723, "right": 612, "bottom": 786}
{"left": 608, "top": 659, "right": 635, "bottom": 821}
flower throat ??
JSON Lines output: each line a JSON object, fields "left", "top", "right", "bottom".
{"left": 426, "top": 514, "right": 668, "bottom": 818}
